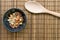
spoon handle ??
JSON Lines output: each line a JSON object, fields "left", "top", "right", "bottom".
{"left": 47, "top": 10, "right": 60, "bottom": 17}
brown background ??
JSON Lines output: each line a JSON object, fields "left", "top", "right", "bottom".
{"left": 0, "top": 0, "right": 60, "bottom": 40}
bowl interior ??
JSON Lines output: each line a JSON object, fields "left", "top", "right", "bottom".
{"left": 3, "top": 8, "right": 27, "bottom": 32}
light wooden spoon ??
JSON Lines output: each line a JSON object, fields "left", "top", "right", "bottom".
{"left": 25, "top": 1, "right": 60, "bottom": 17}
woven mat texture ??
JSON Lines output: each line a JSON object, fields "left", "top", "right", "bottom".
{"left": 0, "top": 0, "right": 60, "bottom": 40}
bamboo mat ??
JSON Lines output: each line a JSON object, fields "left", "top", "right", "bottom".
{"left": 0, "top": 0, "right": 60, "bottom": 40}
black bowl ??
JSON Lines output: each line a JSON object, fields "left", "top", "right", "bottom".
{"left": 3, "top": 8, "right": 27, "bottom": 32}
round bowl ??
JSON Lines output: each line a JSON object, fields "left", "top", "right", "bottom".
{"left": 3, "top": 8, "right": 27, "bottom": 32}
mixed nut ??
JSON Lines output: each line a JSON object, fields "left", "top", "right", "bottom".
{"left": 8, "top": 12, "right": 23, "bottom": 28}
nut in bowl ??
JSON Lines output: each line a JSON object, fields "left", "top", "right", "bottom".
{"left": 8, "top": 12, "right": 23, "bottom": 28}
{"left": 3, "top": 8, "right": 27, "bottom": 32}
